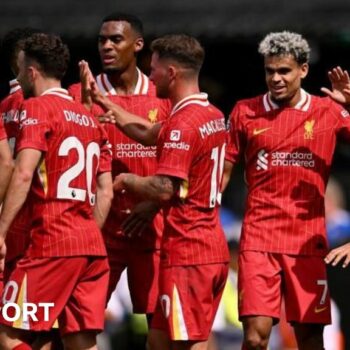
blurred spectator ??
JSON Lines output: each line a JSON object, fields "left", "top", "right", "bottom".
{"left": 209, "top": 207, "right": 243, "bottom": 350}
{"left": 326, "top": 177, "right": 350, "bottom": 350}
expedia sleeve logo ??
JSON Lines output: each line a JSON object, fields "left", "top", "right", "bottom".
{"left": 164, "top": 130, "right": 190, "bottom": 150}
{"left": 170, "top": 130, "right": 181, "bottom": 141}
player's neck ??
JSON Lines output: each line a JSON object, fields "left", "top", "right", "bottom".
{"left": 106, "top": 63, "right": 139, "bottom": 95}
{"left": 170, "top": 81, "right": 201, "bottom": 107}
{"left": 271, "top": 88, "right": 302, "bottom": 108}
{"left": 35, "top": 78, "right": 62, "bottom": 97}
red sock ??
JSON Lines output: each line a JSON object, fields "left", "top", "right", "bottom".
{"left": 13, "top": 343, "right": 32, "bottom": 350}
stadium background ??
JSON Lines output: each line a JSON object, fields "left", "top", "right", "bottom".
{"left": 2, "top": 0, "right": 350, "bottom": 216}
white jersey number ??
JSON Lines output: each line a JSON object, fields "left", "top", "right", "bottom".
{"left": 57, "top": 136, "right": 100, "bottom": 205}
{"left": 209, "top": 144, "right": 226, "bottom": 208}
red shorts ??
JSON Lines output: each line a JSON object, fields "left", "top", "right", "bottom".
{"left": 238, "top": 251, "right": 331, "bottom": 324}
{"left": 0, "top": 256, "right": 109, "bottom": 335}
{"left": 152, "top": 263, "right": 228, "bottom": 341}
{"left": 106, "top": 241, "right": 160, "bottom": 314}
{"left": 4, "top": 256, "right": 23, "bottom": 285}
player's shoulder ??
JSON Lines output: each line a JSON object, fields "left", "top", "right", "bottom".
{"left": 172, "top": 101, "right": 224, "bottom": 133}
{"left": 230, "top": 94, "right": 264, "bottom": 118}
{"left": 67, "top": 81, "right": 82, "bottom": 100}
{"left": 310, "top": 95, "right": 349, "bottom": 117}
{"left": 0, "top": 90, "right": 23, "bottom": 108}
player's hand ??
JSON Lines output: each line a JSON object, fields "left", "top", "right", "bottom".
{"left": 113, "top": 173, "right": 130, "bottom": 192}
{"left": 321, "top": 66, "right": 350, "bottom": 105}
{"left": 325, "top": 242, "right": 350, "bottom": 268}
{"left": 122, "top": 201, "right": 160, "bottom": 238}
{"left": 98, "top": 110, "right": 117, "bottom": 124}
{"left": 79, "top": 60, "right": 95, "bottom": 111}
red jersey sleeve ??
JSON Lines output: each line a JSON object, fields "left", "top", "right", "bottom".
{"left": 156, "top": 118, "right": 200, "bottom": 181}
{"left": 330, "top": 99, "right": 350, "bottom": 142}
{"left": 16, "top": 99, "right": 50, "bottom": 153}
{"left": 225, "top": 102, "right": 246, "bottom": 164}
{"left": 98, "top": 125, "right": 112, "bottom": 174}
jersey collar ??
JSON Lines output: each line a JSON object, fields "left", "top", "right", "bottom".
{"left": 171, "top": 93, "right": 209, "bottom": 116}
{"left": 263, "top": 89, "right": 311, "bottom": 112}
{"left": 9, "top": 79, "right": 21, "bottom": 94}
{"left": 96, "top": 68, "right": 149, "bottom": 96}
{"left": 41, "top": 88, "right": 73, "bottom": 101}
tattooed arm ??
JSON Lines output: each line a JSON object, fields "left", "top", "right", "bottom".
{"left": 114, "top": 173, "right": 179, "bottom": 203}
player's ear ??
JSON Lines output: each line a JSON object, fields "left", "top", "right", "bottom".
{"left": 134, "top": 37, "right": 144, "bottom": 54}
{"left": 28, "top": 66, "right": 37, "bottom": 82}
{"left": 300, "top": 63, "right": 309, "bottom": 79}
{"left": 168, "top": 65, "right": 177, "bottom": 81}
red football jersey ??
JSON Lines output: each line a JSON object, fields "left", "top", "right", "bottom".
{"left": 155, "top": 93, "right": 230, "bottom": 266}
{"left": 226, "top": 90, "right": 350, "bottom": 256}
{"left": 69, "top": 70, "right": 170, "bottom": 249}
{"left": 16, "top": 88, "right": 111, "bottom": 257}
{"left": 0, "top": 81, "right": 31, "bottom": 262}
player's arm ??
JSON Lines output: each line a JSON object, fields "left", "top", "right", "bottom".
{"left": 325, "top": 242, "right": 350, "bottom": 268}
{"left": 221, "top": 160, "right": 234, "bottom": 193}
{"left": 93, "top": 171, "right": 113, "bottom": 228}
{"left": 0, "top": 148, "right": 41, "bottom": 240}
{"left": 98, "top": 106, "right": 161, "bottom": 146}
{"left": 0, "top": 139, "right": 14, "bottom": 204}
{"left": 114, "top": 173, "right": 179, "bottom": 203}
{"left": 80, "top": 60, "right": 161, "bottom": 146}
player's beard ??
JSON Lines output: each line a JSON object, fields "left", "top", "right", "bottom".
{"left": 22, "top": 84, "right": 34, "bottom": 99}
{"left": 102, "top": 66, "right": 121, "bottom": 75}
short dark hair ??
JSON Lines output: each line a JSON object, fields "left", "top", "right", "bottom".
{"left": 150, "top": 34, "right": 205, "bottom": 73}
{"left": 102, "top": 12, "right": 143, "bottom": 36}
{"left": 1, "top": 27, "right": 41, "bottom": 65}
{"left": 23, "top": 33, "right": 70, "bottom": 80}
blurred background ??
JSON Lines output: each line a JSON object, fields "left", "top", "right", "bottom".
{"left": 2, "top": 1, "right": 350, "bottom": 349}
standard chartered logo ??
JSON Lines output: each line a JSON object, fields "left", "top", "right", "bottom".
{"left": 256, "top": 149, "right": 269, "bottom": 170}
{"left": 256, "top": 149, "right": 315, "bottom": 171}
{"left": 116, "top": 143, "right": 157, "bottom": 158}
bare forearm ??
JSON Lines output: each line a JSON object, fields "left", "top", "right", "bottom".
{"left": 93, "top": 194, "right": 112, "bottom": 228}
{"left": 99, "top": 98, "right": 159, "bottom": 146}
{"left": 221, "top": 160, "right": 234, "bottom": 193}
{"left": 122, "top": 174, "right": 176, "bottom": 203}
{"left": 0, "top": 159, "right": 14, "bottom": 204}
{"left": 0, "top": 168, "right": 33, "bottom": 238}
{"left": 93, "top": 172, "right": 113, "bottom": 228}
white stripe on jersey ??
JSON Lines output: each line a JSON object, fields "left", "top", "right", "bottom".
{"left": 9, "top": 79, "right": 21, "bottom": 94}
{"left": 41, "top": 88, "right": 73, "bottom": 101}
{"left": 263, "top": 89, "right": 311, "bottom": 112}
{"left": 96, "top": 68, "right": 149, "bottom": 96}
{"left": 171, "top": 93, "right": 209, "bottom": 116}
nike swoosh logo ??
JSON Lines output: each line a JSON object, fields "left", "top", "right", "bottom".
{"left": 253, "top": 127, "right": 271, "bottom": 136}
{"left": 314, "top": 306, "right": 328, "bottom": 313}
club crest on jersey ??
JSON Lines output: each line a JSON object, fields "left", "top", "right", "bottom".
{"left": 304, "top": 120, "right": 315, "bottom": 140}
{"left": 148, "top": 109, "right": 158, "bottom": 124}
{"left": 170, "top": 130, "right": 181, "bottom": 141}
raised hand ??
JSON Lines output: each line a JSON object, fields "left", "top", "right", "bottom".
{"left": 78, "top": 60, "right": 95, "bottom": 110}
{"left": 321, "top": 66, "right": 350, "bottom": 105}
